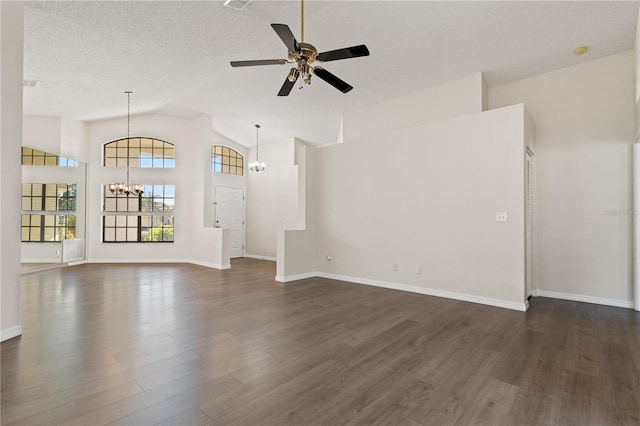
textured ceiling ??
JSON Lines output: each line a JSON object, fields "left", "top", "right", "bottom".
{"left": 23, "top": 1, "right": 639, "bottom": 147}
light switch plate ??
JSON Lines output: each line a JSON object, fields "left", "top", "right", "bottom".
{"left": 496, "top": 212, "right": 508, "bottom": 222}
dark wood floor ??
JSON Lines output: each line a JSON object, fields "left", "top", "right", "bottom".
{"left": 1, "top": 259, "right": 639, "bottom": 425}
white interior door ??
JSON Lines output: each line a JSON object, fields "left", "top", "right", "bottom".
{"left": 525, "top": 152, "right": 534, "bottom": 297}
{"left": 214, "top": 186, "right": 244, "bottom": 258}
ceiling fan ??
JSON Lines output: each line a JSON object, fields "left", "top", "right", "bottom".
{"left": 230, "top": 0, "right": 370, "bottom": 96}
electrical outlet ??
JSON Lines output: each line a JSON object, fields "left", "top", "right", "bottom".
{"left": 496, "top": 212, "right": 508, "bottom": 222}
{"left": 56, "top": 249, "right": 60, "bottom": 256}
{"left": 416, "top": 265, "right": 422, "bottom": 274}
{"left": 392, "top": 264, "right": 398, "bottom": 272}
{"left": 326, "top": 255, "right": 332, "bottom": 263}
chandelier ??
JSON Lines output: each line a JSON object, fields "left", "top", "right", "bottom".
{"left": 249, "top": 124, "right": 266, "bottom": 172}
{"left": 108, "top": 91, "right": 143, "bottom": 195}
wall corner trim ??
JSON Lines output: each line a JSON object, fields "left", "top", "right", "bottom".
{"left": 244, "top": 254, "right": 277, "bottom": 262}
{"left": 532, "top": 289, "right": 634, "bottom": 309}
{"left": 275, "top": 272, "right": 317, "bottom": 283}
{"left": 1, "top": 325, "right": 23, "bottom": 342}
{"left": 190, "top": 260, "right": 231, "bottom": 270}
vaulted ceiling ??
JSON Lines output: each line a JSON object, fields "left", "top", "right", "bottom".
{"left": 23, "top": 1, "right": 638, "bottom": 146}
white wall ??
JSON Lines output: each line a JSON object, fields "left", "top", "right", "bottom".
{"left": 21, "top": 243, "right": 61, "bottom": 263}
{"left": 60, "top": 118, "right": 89, "bottom": 163}
{"left": 23, "top": 116, "right": 61, "bottom": 154}
{"left": 276, "top": 141, "right": 317, "bottom": 280}
{"left": 490, "top": 51, "right": 635, "bottom": 306}
{"left": 636, "top": 10, "right": 640, "bottom": 138}
{"left": 1, "top": 1, "right": 24, "bottom": 341}
{"left": 315, "top": 104, "right": 528, "bottom": 310}
{"left": 634, "top": 9, "right": 640, "bottom": 311}
{"left": 342, "top": 72, "right": 485, "bottom": 143}
{"left": 246, "top": 137, "right": 301, "bottom": 259}
{"left": 23, "top": 115, "right": 88, "bottom": 162}
{"left": 87, "top": 113, "right": 212, "bottom": 263}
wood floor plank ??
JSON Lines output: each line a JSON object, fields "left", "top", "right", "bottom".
{"left": 2, "top": 260, "right": 639, "bottom": 425}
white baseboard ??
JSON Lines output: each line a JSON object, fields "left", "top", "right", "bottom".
{"left": 532, "top": 289, "right": 634, "bottom": 309}
{"left": 190, "top": 260, "right": 231, "bottom": 270}
{"left": 22, "top": 258, "right": 61, "bottom": 263}
{"left": 88, "top": 258, "right": 190, "bottom": 264}
{"left": 275, "top": 272, "right": 317, "bottom": 283}
{"left": 316, "top": 272, "right": 527, "bottom": 312}
{"left": 244, "top": 254, "right": 277, "bottom": 262}
{"left": 68, "top": 259, "right": 88, "bottom": 266}
{"left": 1, "top": 325, "right": 22, "bottom": 342}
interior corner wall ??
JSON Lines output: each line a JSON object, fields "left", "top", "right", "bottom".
{"left": 341, "top": 72, "right": 485, "bottom": 143}
{"left": 635, "top": 10, "right": 640, "bottom": 138}
{"left": 489, "top": 50, "right": 635, "bottom": 305}
{"left": 634, "top": 8, "right": 640, "bottom": 311}
{"left": 23, "top": 116, "right": 61, "bottom": 154}
{"left": 1, "top": 0, "right": 24, "bottom": 341}
{"left": 316, "top": 105, "right": 527, "bottom": 309}
{"left": 60, "top": 118, "right": 89, "bottom": 163}
{"left": 246, "top": 138, "right": 300, "bottom": 259}
{"left": 276, "top": 140, "right": 317, "bottom": 279}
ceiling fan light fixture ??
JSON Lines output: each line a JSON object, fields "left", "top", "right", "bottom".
{"left": 287, "top": 68, "right": 300, "bottom": 83}
{"left": 229, "top": 0, "right": 369, "bottom": 96}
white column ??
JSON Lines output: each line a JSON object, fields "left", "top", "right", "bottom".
{"left": 0, "top": 1, "right": 24, "bottom": 341}
{"left": 634, "top": 143, "right": 640, "bottom": 311}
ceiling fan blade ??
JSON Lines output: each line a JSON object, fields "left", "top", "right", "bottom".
{"left": 313, "top": 67, "right": 353, "bottom": 93}
{"left": 230, "top": 59, "right": 287, "bottom": 67}
{"left": 271, "top": 23, "right": 300, "bottom": 53}
{"left": 316, "top": 45, "right": 370, "bottom": 62}
{"left": 278, "top": 74, "right": 298, "bottom": 97}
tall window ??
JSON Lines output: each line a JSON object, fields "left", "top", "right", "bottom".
{"left": 21, "top": 184, "right": 76, "bottom": 242}
{"left": 212, "top": 145, "right": 243, "bottom": 175}
{"left": 22, "top": 147, "right": 78, "bottom": 167}
{"left": 102, "top": 184, "right": 174, "bottom": 243}
{"left": 104, "top": 138, "right": 175, "bottom": 168}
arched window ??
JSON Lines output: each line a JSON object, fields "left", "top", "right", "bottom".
{"left": 212, "top": 145, "right": 243, "bottom": 175}
{"left": 104, "top": 138, "right": 175, "bottom": 168}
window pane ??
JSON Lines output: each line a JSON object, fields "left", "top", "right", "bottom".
{"left": 43, "top": 227, "right": 55, "bottom": 241}
{"left": 212, "top": 146, "right": 243, "bottom": 175}
{"left": 116, "top": 228, "right": 126, "bottom": 241}
{"left": 105, "top": 147, "right": 117, "bottom": 158}
{"left": 116, "top": 198, "right": 128, "bottom": 212}
{"left": 104, "top": 227, "right": 115, "bottom": 242}
{"left": 127, "top": 228, "right": 137, "bottom": 241}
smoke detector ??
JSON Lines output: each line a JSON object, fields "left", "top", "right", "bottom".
{"left": 23, "top": 79, "right": 39, "bottom": 88}
{"left": 222, "top": 0, "right": 252, "bottom": 11}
